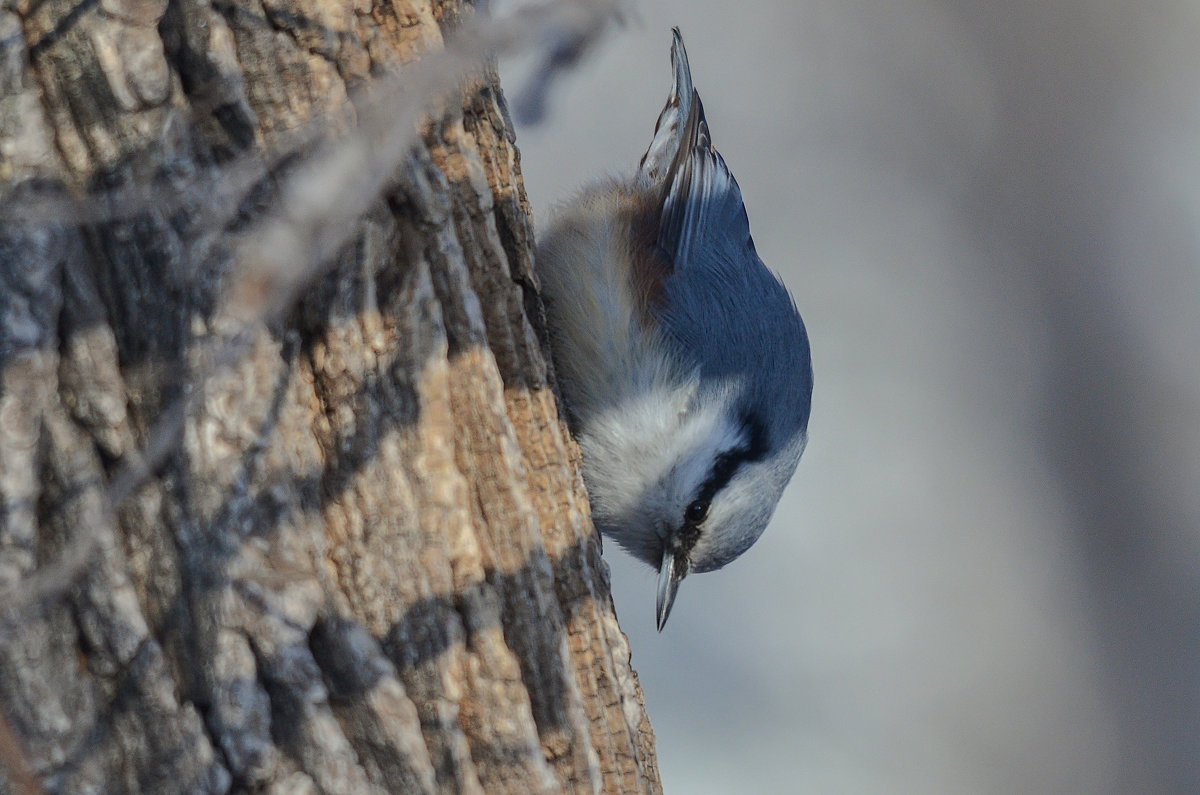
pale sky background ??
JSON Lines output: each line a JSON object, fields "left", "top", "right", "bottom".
{"left": 498, "top": 2, "right": 1200, "bottom": 792}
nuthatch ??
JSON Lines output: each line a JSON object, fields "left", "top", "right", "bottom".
{"left": 535, "top": 29, "right": 813, "bottom": 630}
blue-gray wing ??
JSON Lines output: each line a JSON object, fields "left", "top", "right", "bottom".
{"left": 640, "top": 30, "right": 813, "bottom": 445}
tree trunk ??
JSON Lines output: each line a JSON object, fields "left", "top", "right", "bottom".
{"left": 0, "top": 0, "right": 661, "bottom": 792}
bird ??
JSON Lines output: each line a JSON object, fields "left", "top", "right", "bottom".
{"left": 534, "top": 28, "right": 813, "bottom": 631}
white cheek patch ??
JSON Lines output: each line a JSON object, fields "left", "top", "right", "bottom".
{"left": 579, "top": 389, "right": 745, "bottom": 544}
{"left": 578, "top": 381, "right": 701, "bottom": 528}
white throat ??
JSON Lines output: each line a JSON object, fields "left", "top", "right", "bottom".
{"left": 576, "top": 376, "right": 741, "bottom": 557}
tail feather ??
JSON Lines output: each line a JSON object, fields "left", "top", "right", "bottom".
{"left": 638, "top": 27, "right": 693, "bottom": 182}
{"left": 641, "top": 30, "right": 750, "bottom": 270}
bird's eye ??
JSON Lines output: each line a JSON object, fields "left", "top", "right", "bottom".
{"left": 685, "top": 499, "right": 710, "bottom": 525}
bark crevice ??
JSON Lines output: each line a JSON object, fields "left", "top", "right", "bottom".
{"left": 1, "top": 0, "right": 660, "bottom": 792}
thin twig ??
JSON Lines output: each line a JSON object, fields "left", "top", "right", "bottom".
{"left": 229, "top": 0, "right": 622, "bottom": 323}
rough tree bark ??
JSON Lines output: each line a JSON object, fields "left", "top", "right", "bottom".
{"left": 0, "top": 0, "right": 661, "bottom": 792}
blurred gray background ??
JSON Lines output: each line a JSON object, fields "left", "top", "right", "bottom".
{"left": 498, "top": 1, "right": 1200, "bottom": 792}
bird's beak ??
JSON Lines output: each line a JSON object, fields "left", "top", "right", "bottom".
{"left": 656, "top": 549, "right": 686, "bottom": 631}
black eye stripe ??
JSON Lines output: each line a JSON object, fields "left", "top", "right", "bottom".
{"left": 685, "top": 410, "right": 769, "bottom": 522}
{"left": 669, "top": 412, "right": 769, "bottom": 561}
{"left": 740, "top": 411, "right": 770, "bottom": 462}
